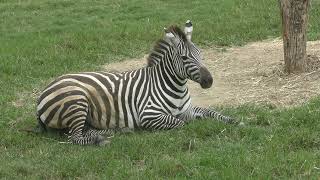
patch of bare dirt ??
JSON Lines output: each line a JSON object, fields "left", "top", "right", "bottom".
{"left": 103, "top": 39, "right": 320, "bottom": 108}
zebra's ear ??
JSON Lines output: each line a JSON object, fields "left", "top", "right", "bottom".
{"left": 184, "top": 20, "right": 193, "bottom": 41}
{"left": 164, "top": 27, "right": 180, "bottom": 46}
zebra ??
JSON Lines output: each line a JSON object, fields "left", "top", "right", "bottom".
{"left": 36, "top": 20, "right": 238, "bottom": 146}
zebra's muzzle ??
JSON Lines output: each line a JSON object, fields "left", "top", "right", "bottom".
{"left": 199, "top": 66, "right": 213, "bottom": 89}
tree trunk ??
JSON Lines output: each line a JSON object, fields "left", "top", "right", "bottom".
{"left": 279, "top": 0, "right": 310, "bottom": 73}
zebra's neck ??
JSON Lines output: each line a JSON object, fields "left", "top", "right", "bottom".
{"left": 148, "top": 44, "right": 187, "bottom": 93}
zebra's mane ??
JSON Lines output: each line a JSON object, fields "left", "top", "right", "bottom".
{"left": 147, "top": 26, "right": 187, "bottom": 67}
{"left": 166, "top": 25, "right": 187, "bottom": 42}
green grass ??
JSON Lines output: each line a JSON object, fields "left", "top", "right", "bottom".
{"left": 0, "top": 0, "right": 320, "bottom": 179}
{"left": 2, "top": 102, "right": 320, "bottom": 179}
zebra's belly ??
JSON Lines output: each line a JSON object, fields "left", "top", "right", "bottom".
{"left": 88, "top": 105, "right": 141, "bottom": 130}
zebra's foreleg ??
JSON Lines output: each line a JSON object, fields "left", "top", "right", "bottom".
{"left": 140, "top": 113, "right": 185, "bottom": 130}
{"left": 181, "top": 106, "right": 239, "bottom": 124}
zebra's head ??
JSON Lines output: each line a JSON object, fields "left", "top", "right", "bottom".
{"left": 163, "top": 20, "right": 213, "bottom": 89}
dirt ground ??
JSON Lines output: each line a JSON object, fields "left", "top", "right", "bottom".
{"left": 103, "top": 39, "right": 320, "bottom": 108}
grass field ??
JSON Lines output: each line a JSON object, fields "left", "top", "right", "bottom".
{"left": 1, "top": 0, "right": 320, "bottom": 179}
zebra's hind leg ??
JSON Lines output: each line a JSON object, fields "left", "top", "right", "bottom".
{"left": 83, "top": 127, "right": 133, "bottom": 143}
{"left": 67, "top": 117, "right": 108, "bottom": 146}
{"left": 83, "top": 128, "right": 114, "bottom": 138}
{"left": 83, "top": 128, "right": 114, "bottom": 146}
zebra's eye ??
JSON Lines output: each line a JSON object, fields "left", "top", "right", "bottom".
{"left": 181, "top": 56, "right": 188, "bottom": 60}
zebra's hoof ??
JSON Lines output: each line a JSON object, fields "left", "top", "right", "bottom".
{"left": 95, "top": 135, "right": 111, "bottom": 146}
{"left": 98, "top": 139, "right": 111, "bottom": 147}
{"left": 227, "top": 118, "right": 238, "bottom": 124}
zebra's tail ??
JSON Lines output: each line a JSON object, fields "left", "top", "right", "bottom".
{"left": 35, "top": 117, "right": 47, "bottom": 133}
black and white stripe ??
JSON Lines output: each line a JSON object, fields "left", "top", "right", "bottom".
{"left": 37, "top": 21, "right": 236, "bottom": 145}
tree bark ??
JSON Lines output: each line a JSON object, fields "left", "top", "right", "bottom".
{"left": 279, "top": 0, "right": 310, "bottom": 73}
